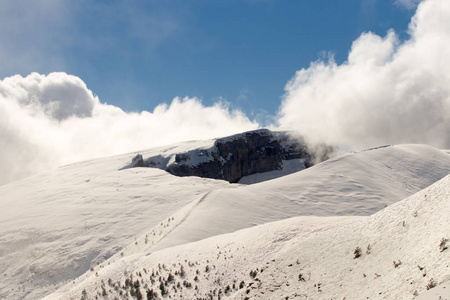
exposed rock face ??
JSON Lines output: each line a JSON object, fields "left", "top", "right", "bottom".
{"left": 129, "top": 129, "right": 336, "bottom": 183}
{"left": 129, "top": 154, "right": 145, "bottom": 168}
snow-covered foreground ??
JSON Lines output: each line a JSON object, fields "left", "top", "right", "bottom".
{"left": 47, "top": 174, "right": 450, "bottom": 300}
{"left": 0, "top": 142, "right": 449, "bottom": 299}
{"left": 0, "top": 146, "right": 231, "bottom": 300}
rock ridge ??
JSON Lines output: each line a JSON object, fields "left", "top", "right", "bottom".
{"left": 129, "top": 129, "right": 336, "bottom": 183}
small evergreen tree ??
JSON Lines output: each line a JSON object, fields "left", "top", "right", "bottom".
{"left": 146, "top": 288, "right": 157, "bottom": 300}
{"left": 180, "top": 265, "right": 186, "bottom": 278}
{"left": 136, "top": 288, "right": 143, "bottom": 300}
{"left": 239, "top": 281, "right": 245, "bottom": 289}
{"left": 159, "top": 281, "right": 168, "bottom": 296}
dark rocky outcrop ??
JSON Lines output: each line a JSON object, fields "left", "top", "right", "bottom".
{"left": 129, "top": 129, "right": 336, "bottom": 183}
{"left": 130, "top": 154, "right": 145, "bottom": 168}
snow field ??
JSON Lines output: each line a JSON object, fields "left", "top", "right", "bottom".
{"left": 1, "top": 142, "right": 450, "bottom": 299}
{"left": 46, "top": 174, "right": 450, "bottom": 300}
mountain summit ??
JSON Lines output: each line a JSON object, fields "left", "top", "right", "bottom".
{"left": 128, "top": 129, "right": 337, "bottom": 183}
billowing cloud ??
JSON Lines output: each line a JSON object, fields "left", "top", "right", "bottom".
{"left": 279, "top": 0, "right": 450, "bottom": 150}
{"left": 0, "top": 73, "right": 258, "bottom": 185}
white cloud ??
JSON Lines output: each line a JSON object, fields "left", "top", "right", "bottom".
{"left": 279, "top": 0, "right": 450, "bottom": 150}
{"left": 0, "top": 73, "right": 258, "bottom": 185}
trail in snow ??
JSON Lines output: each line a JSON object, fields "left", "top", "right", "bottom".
{"left": 45, "top": 174, "right": 450, "bottom": 300}
{"left": 148, "top": 144, "right": 450, "bottom": 251}
{"left": 1, "top": 143, "right": 450, "bottom": 299}
{"left": 0, "top": 153, "right": 230, "bottom": 300}
{"left": 108, "top": 191, "right": 215, "bottom": 259}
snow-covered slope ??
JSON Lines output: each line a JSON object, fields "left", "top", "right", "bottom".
{"left": 149, "top": 144, "right": 450, "bottom": 250}
{"left": 0, "top": 148, "right": 231, "bottom": 300}
{"left": 415, "top": 279, "right": 450, "bottom": 299}
{"left": 1, "top": 143, "right": 450, "bottom": 299}
{"left": 46, "top": 174, "right": 450, "bottom": 300}
{"left": 237, "top": 158, "right": 306, "bottom": 184}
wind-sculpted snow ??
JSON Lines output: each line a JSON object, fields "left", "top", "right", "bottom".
{"left": 46, "top": 174, "right": 450, "bottom": 300}
{"left": 1, "top": 142, "right": 450, "bottom": 299}
{"left": 0, "top": 151, "right": 231, "bottom": 300}
{"left": 149, "top": 144, "right": 450, "bottom": 250}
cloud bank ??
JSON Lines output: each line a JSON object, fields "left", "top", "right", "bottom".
{"left": 0, "top": 73, "right": 258, "bottom": 185}
{"left": 279, "top": 0, "right": 450, "bottom": 150}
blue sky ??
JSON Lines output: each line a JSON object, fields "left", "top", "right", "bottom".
{"left": 0, "top": 0, "right": 417, "bottom": 119}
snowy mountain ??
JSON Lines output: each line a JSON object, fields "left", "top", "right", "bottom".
{"left": 46, "top": 173, "right": 450, "bottom": 300}
{"left": 127, "top": 129, "right": 336, "bottom": 183}
{"left": 1, "top": 135, "right": 450, "bottom": 299}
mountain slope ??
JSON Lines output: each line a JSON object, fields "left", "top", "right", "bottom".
{"left": 46, "top": 174, "right": 450, "bottom": 300}
{"left": 149, "top": 144, "right": 450, "bottom": 251}
{"left": 0, "top": 150, "right": 231, "bottom": 300}
{"left": 1, "top": 142, "right": 449, "bottom": 299}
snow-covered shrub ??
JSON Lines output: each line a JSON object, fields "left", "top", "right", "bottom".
{"left": 249, "top": 269, "right": 258, "bottom": 278}
{"left": 426, "top": 278, "right": 437, "bottom": 290}
{"left": 393, "top": 260, "right": 402, "bottom": 268}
